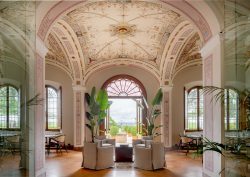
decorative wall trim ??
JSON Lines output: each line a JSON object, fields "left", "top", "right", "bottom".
{"left": 73, "top": 86, "right": 85, "bottom": 147}
{"left": 203, "top": 55, "right": 214, "bottom": 172}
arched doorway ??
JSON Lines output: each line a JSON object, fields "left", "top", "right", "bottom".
{"left": 102, "top": 75, "right": 147, "bottom": 143}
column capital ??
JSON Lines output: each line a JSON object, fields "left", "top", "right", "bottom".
{"left": 36, "top": 36, "right": 48, "bottom": 58}
{"left": 72, "top": 84, "right": 86, "bottom": 92}
{"left": 160, "top": 85, "right": 173, "bottom": 92}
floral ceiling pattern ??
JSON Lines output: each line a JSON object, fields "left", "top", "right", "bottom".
{"left": 63, "top": 1, "right": 185, "bottom": 68}
{"left": 44, "top": 0, "right": 203, "bottom": 82}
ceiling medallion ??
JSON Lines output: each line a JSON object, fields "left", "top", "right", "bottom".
{"left": 110, "top": 22, "right": 136, "bottom": 39}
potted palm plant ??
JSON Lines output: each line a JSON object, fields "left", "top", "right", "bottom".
{"left": 137, "top": 88, "right": 163, "bottom": 139}
{"left": 85, "top": 87, "right": 110, "bottom": 143}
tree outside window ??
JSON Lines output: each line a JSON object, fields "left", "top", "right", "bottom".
{"left": 225, "top": 89, "right": 239, "bottom": 131}
{"left": 185, "top": 87, "right": 203, "bottom": 131}
{"left": 45, "top": 86, "right": 61, "bottom": 130}
{"left": 0, "top": 85, "right": 20, "bottom": 129}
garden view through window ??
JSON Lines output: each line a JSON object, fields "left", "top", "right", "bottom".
{"left": 45, "top": 86, "right": 61, "bottom": 130}
{"left": 185, "top": 87, "right": 203, "bottom": 131}
{"left": 103, "top": 75, "right": 145, "bottom": 143}
{"left": 108, "top": 98, "right": 140, "bottom": 139}
{"left": 0, "top": 85, "right": 20, "bottom": 129}
{"left": 224, "top": 89, "right": 239, "bottom": 130}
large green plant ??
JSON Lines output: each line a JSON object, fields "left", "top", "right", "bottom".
{"left": 85, "top": 87, "right": 110, "bottom": 142}
{"left": 139, "top": 88, "right": 163, "bottom": 138}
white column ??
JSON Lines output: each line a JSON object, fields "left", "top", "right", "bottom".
{"left": 35, "top": 37, "right": 47, "bottom": 177}
{"left": 201, "top": 33, "right": 224, "bottom": 177}
{"left": 161, "top": 85, "right": 173, "bottom": 148}
{"left": 72, "top": 84, "right": 86, "bottom": 148}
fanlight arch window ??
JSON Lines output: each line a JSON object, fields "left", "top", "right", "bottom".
{"left": 102, "top": 75, "right": 147, "bottom": 134}
{"left": 45, "top": 86, "right": 62, "bottom": 130}
{"left": 224, "top": 89, "right": 239, "bottom": 130}
{"left": 185, "top": 87, "right": 203, "bottom": 131}
{"left": 0, "top": 85, "right": 20, "bottom": 129}
{"left": 103, "top": 75, "right": 146, "bottom": 98}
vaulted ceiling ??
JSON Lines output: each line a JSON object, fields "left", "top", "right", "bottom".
{"left": 44, "top": 1, "right": 202, "bottom": 84}
{"left": 43, "top": 1, "right": 202, "bottom": 84}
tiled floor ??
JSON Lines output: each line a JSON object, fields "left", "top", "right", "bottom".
{"left": 45, "top": 150, "right": 202, "bottom": 177}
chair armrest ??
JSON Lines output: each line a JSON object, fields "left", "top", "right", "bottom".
{"left": 105, "top": 139, "right": 116, "bottom": 146}
{"left": 132, "top": 139, "right": 144, "bottom": 147}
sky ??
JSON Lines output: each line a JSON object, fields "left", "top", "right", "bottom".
{"left": 109, "top": 98, "right": 137, "bottom": 125}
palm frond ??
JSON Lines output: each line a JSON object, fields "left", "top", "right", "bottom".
{"left": 85, "top": 124, "right": 92, "bottom": 131}
{"left": 21, "top": 94, "right": 44, "bottom": 108}
{"left": 152, "top": 88, "right": 163, "bottom": 106}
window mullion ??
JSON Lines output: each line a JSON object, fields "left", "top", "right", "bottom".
{"left": 227, "top": 90, "right": 230, "bottom": 131}
{"left": 46, "top": 87, "right": 48, "bottom": 130}
{"left": 197, "top": 88, "right": 200, "bottom": 131}
{"left": 7, "top": 86, "right": 9, "bottom": 129}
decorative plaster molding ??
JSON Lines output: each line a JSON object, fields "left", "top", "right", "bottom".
{"left": 72, "top": 85, "right": 86, "bottom": 92}
{"left": 161, "top": 85, "right": 173, "bottom": 92}
{"left": 84, "top": 58, "right": 161, "bottom": 84}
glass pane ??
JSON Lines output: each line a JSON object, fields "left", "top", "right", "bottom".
{"left": 0, "top": 86, "right": 7, "bottom": 128}
{"left": 228, "top": 89, "right": 238, "bottom": 130}
{"left": 8, "top": 86, "right": 20, "bottom": 128}
{"left": 186, "top": 88, "right": 198, "bottom": 130}
{"left": 47, "top": 87, "right": 59, "bottom": 129}
{"left": 199, "top": 89, "right": 204, "bottom": 130}
{"left": 106, "top": 78, "right": 143, "bottom": 97}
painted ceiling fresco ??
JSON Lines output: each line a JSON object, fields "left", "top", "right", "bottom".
{"left": 64, "top": 1, "right": 184, "bottom": 67}
{"left": 43, "top": 1, "right": 202, "bottom": 82}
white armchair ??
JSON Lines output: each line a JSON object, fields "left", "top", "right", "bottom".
{"left": 95, "top": 135, "right": 116, "bottom": 146}
{"left": 134, "top": 142, "right": 165, "bottom": 170}
{"left": 82, "top": 142, "right": 114, "bottom": 170}
{"left": 132, "top": 136, "right": 153, "bottom": 148}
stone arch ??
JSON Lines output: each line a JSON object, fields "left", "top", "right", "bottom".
{"left": 160, "top": 21, "right": 196, "bottom": 84}
{"left": 84, "top": 58, "right": 161, "bottom": 85}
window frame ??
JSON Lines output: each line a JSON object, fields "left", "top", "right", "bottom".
{"left": 45, "top": 85, "right": 62, "bottom": 131}
{"left": 224, "top": 88, "right": 239, "bottom": 131}
{"left": 184, "top": 86, "right": 203, "bottom": 132}
{"left": 0, "top": 84, "right": 20, "bottom": 130}
{"left": 102, "top": 74, "right": 147, "bottom": 134}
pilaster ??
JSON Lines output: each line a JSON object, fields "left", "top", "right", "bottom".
{"left": 161, "top": 85, "right": 173, "bottom": 148}
{"left": 73, "top": 84, "right": 86, "bottom": 147}
{"left": 201, "top": 33, "right": 224, "bottom": 177}
{"left": 35, "top": 36, "right": 48, "bottom": 177}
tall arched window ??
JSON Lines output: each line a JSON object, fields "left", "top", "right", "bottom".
{"left": 0, "top": 85, "right": 20, "bottom": 129}
{"left": 225, "top": 89, "right": 239, "bottom": 130}
{"left": 102, "top": 75, "right": 147, "bottom": 135}
{"left": 45, "top": 86, "right": 61, "bottom": 130}
{"left": 185, "top": 87, "right": 203, "bottom": 131}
